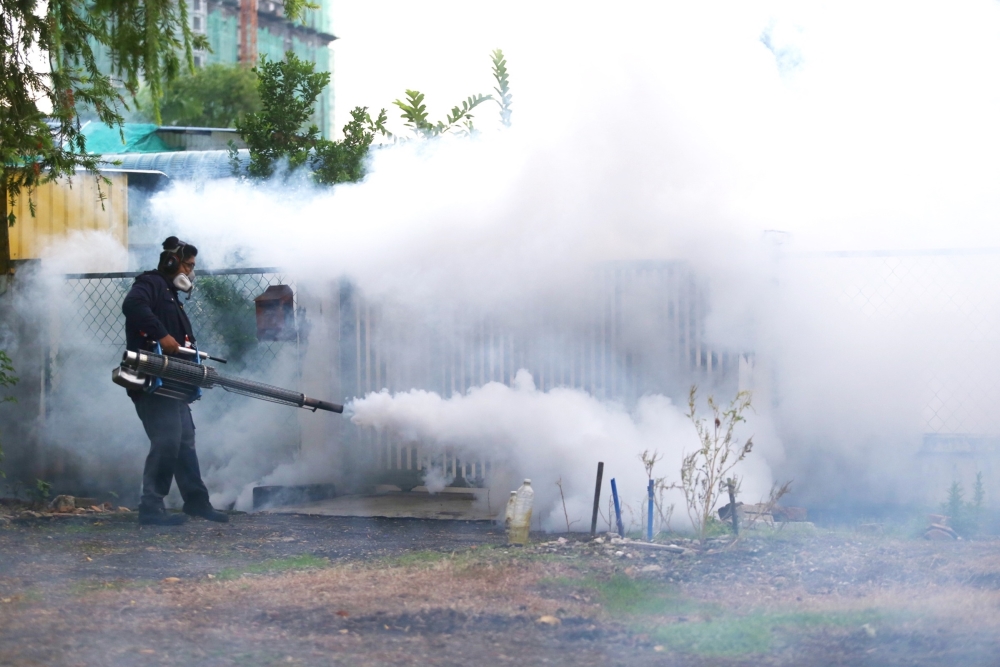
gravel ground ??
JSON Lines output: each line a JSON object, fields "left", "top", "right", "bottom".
{"left": 1, "top": 511, "right": 998, "bottom": 667}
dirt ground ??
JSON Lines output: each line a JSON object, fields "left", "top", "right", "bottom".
{"left": 1, "top": 512, "right": 999, "bottom": 667}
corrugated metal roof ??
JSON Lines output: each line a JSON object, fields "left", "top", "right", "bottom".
{"left": 98, "top": 150, "right": 249, "bottom": 181}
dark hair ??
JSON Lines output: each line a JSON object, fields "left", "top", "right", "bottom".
{"left": 158, "top": 236, "right": 198, "bottom": 272}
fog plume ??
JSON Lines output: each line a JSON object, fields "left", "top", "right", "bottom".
{"left": 7, "top": 1, "right": 1000, "bottom": 520}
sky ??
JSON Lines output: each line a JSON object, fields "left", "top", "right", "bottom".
{"left": 329, "top": 0, "right": 1000, "bottom": 253}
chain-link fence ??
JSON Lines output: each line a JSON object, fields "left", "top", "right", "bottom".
{"left": 779, "top": 249, "right": 1000, "bottom": 443}
{"left": 56, "top": 268, "right": 298, "bottom": 416}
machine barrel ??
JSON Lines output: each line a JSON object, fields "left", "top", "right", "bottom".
{"left": 121, "top": 351, "right": 344, "bottom": 413}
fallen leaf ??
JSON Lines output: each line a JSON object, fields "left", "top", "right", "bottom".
{"left": 85, "top": 556, "right": 92, "bottom": 562}
{"left": 654, "top": 645, "right": 665, "bottom": 652}
{"left": 139, "top": 649, "right": 155, "bottom": 654}
{"left": 338, "top": 629, "right": 349, "bottom": 634}
{"left": 336, "top": 610, "right": 349, "bottom": 617}
{"left": 537, "top": 615, "right": 561, "bottom": 626}
{"left": 162, "top": 577, "right": 181, "bottom": 584}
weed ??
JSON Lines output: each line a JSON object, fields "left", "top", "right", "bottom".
{"left": 388, "top": 550, "right": 451, "bottom": 567}
{"left": 555, "top": 477, "right": 578, "bottom": 532}
{"left": 652, "top": 610, "right": 884, "bottom": 657}
{"left": 681, "top": 387, "right": 754, "bottom": 541}
{"left": 551, "top": 573, "right": 700, "bottom": 617}
{"left": 741, "top": 481, "right": 793, "bottom": 532}
{"left": 640, "top": 449, "right": 677, "bottom": 537}
{"left": 942, "top": 473, "right": 986, "bottom": 537}
{"left": 27, "top": 479, "right": 51, "bottom": 506}
{"left": 558, "top": 568, "right": 887, "bottom": 658}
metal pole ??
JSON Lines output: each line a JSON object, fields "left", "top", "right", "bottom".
{"left": 590, "top": 462, "right": 604, "bottom": 536}
{"left": 647, "top": 479, "right": 654, "bottom": 541}
{"left": 611, "top": 478, "right": 624, "bottom": 537}
{"left": 727, "top": 478, "right": 739, "bottom": 536}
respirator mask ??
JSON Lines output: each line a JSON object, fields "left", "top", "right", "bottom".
{"left": 173, "top": 269, "right": 195, "bottom": 294}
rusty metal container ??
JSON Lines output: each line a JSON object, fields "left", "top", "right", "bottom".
{"left": 254, "top": 284, "right": 295, "bottom": 341}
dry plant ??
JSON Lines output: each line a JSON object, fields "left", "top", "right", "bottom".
{"left": 640, "top": 449, "right": 677, "bottom": 538}
{"left": 681, "top": 386, "right": 754, "bottom": 541}
{"left": 554, "top": 477, "right": 578, "bottom": 532}
{"left": 622, "top": 502, "right": 638, "bottom": 535}
{"left": 743, "top": 480, "right": 793, "bottom": 531}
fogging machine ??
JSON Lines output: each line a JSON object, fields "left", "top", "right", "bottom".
{"left": 112, "top": 348, "right": 343, "bottom": 413}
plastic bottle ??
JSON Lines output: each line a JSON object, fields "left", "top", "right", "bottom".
{"left": 503, "top": 491, "right": 517, "bottom": 532}
{"left": 508, "top": 479, "right": 534, "bottom": 545}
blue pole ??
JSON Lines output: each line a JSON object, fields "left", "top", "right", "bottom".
{"left": 647, "top": 479, "right": 654, "bottom": 541}
{"left": 611, "top": 478, "right": 624, "bottom": 537}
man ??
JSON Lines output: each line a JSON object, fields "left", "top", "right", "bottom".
{"left": 122, "top": 236, "right": 229, "bottom": 526}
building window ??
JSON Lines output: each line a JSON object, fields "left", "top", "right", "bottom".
{"left": 194, "top": 55, "right": 203, "bottom": 68}
{"left": 193, "top": 15, "right": 202, "bottom": 31}
{"left": 193, "top": 0, "right": 201, "bottom": 9}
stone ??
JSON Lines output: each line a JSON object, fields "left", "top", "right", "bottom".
{"left": 49, "top": 495, "right": 75, "bottom": 513}
{"left": 556, "top": 537, "right": 568, "bottom": 545}
{"left": 640, "top": 564, "right": 663, "bottom": 573}
{"left": 536, "top": 615, "right": 561, "bottom": 626}
{"left": 612, "top": 538, "right": 685, "bottom": 554}
{"left": 162, "top": 577, "right": 181, "bottom": 584}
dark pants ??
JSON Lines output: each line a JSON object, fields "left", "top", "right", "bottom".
{"left": 135, "top": 393, "right": 211, "bottom": 514}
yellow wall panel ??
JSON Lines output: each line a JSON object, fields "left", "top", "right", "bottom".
{"left": 10, "top": 173, "right": 128, "bottom": 265}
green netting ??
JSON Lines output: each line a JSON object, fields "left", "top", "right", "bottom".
{"left": 82, "top": 122, "right": 177, "bottom": 155}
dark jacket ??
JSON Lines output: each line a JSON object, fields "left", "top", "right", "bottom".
{"left": 122, "top": 270, "right": 196, "bottom": 353}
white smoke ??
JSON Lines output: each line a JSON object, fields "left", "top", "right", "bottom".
{"left": 347, "top": 370, "right": 776, "bottom": 531}
{"left": 10, "top": 0, "right": 1000, "bottom": 518}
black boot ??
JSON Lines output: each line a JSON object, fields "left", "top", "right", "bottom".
{"left": 138, "top": 509, "right": 188, "bottom": 526}
{"left": 184, "top": 503, "right": 229, "bottom": 523}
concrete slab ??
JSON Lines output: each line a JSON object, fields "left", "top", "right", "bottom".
{"left": 261, "top": 491, "right": 498, "bottom": 521}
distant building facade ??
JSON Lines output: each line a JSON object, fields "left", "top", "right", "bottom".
{"left": 91, "top": 1, "right": 336, "bottom": 137}
{"left": 190, "top": 0, "right": 336, "bottom": 137}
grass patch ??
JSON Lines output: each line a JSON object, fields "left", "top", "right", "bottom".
{"left": 215, "top": 554, "right": 329, "bottom": 581}
{"left": 551, "top": 572, "right": 885, "bottom": 658}
{"left": 389, "top": 550, "right": 452, "bottom": 567}
{"left": 548, "top": 573, "right": 701, "bottom": 616}
{"left": 652, "top": 610, "right": 883, "bottom": 657}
